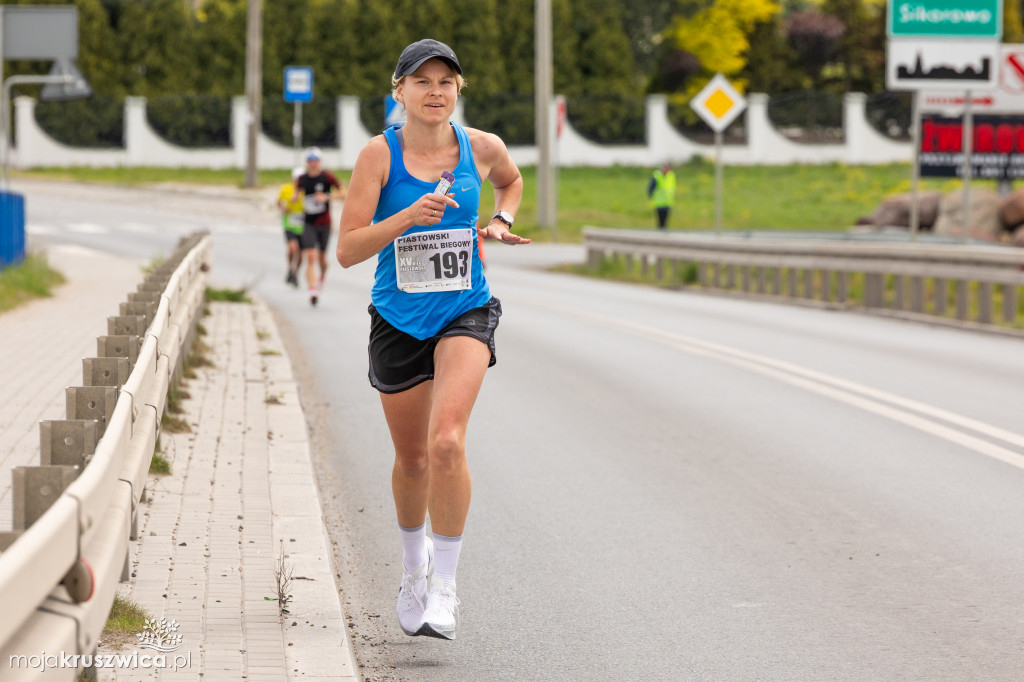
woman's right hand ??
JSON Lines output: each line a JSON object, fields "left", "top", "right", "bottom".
{"left": 405, "top": 192, "right": 460, "bottom": 227}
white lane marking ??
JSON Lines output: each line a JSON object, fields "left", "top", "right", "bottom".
{"left": 25, "top": 223, "right": 57, "bottom": 235}
{"left": 48, "top": 243, "right": 108, "bottom": 258}
{"left": 66, "top": 222, "right": 110, "bottom": 234}
{"left": 530, "top": 299, "right": 1024, "bottom": 471}
{"left": 117, "top": 222, "right": 155, "bottom": 233}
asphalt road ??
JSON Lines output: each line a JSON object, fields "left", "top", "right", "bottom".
{"left": 21, "top": 180, "right": 1024, "bottom": 681}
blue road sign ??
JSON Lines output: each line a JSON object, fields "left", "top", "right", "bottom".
{"left": 284, "top": 66, "right": 314, "bottom": 103}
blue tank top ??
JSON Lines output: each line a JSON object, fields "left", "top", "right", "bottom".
{"left": 371, "top": 122, "right": 490, "bottom": 340}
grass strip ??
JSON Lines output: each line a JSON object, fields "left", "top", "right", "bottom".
{"left": 0, "top": 253, "right": 66, "bottom": 314}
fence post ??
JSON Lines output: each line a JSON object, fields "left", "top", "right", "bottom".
{"left": 934, "top": 278, "right": 947, "bottom": 315}
{"left": 865, "top": 273, "right": 884, "bottom": 308}
{"left": 978, "top": 282, "right": 993, "bottom": 323}
{"left": 955, "top": 280, "right": 969, "bottom": 320}
{"left": 910, "top": 277, "right": 925, "bottom": 313}
{"left": 1002, "top": 284, "right": 1018, "bottom": 325}
{"left": 837, "top": 271, "right": 848, "bottom": 303}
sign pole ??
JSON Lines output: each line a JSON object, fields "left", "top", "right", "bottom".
{"left": 714, "top": 130, "right": 723, "bottom": 235}
{"left": 962, "top": 89, "right": 972, "bottom": 243}
{"left": 909, "top": 91, "right": 921, "bottom": 241}
{"left": 535, "top": 0, "right": 555, "bottom": 239}
{"left": 283, "top": 66, "right": 313, "bottom": 168}
{"left": 293, "top": 101, "right": 302, "bottom": 166}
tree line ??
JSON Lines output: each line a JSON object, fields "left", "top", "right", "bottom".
{"left": 7, "top": 0, "right": 1024, "bottom": 147}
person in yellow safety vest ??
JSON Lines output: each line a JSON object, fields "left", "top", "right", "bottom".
{"left": 647, "top": 162, "right": 676, "bottom": 230}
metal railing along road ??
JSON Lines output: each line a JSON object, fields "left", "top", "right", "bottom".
{"left": 583, "top": 228, "right": 1024, "bottom": 334}
{"left": 0, "top": 232, "right": 210, "bottom": 679}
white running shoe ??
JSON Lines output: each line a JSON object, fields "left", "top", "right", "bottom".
{"left": 418, "top": 580, "right": 459, "bottom": 640}
{"left": 396, "top": 537, "right": 434, "bottom": 637}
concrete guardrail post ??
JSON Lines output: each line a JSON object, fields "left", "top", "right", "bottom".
{"left": 978, "top": 282, "right": 994, "bottom": 324}
{"left": 934, "top": 278, "right": 947, "bottom": 315}
{"left": 108, "top": 315, "right": 147, "bottom": 337}
{"left": 97, "top": 335, "right": 141, "bottom": 371}
{"left": 66, "top": 386, "right": 118, "bottom": 437}
{"left": 119, "top": 300, "right": 155, "bottom": 322}
{"left": 83, "top": 357, "right": 131, "bottom": 388}
{"left": 955, "top": 281, "right": 969, "bottom": 320}
{"left": 910, "top": 277, "right": 925, "bottom": 313}
{"left": 1002, "top": 285, "right": 1017, "bottom": 324}
{"left": 11, "top": 466, "right": 80, "bottom": 530}
{"left": 893, "top": 275, "right": 905, "bottom": 310}
{"left": 40, "top": 420, "right": 99, "bottom": 467}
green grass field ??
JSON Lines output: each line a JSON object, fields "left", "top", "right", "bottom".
{"left": 16, "top": 162, "right": 987, "bottom": 243}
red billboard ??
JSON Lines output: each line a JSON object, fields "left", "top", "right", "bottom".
{"left": 919, "top": 114, "right": 1024, "bottom": 178}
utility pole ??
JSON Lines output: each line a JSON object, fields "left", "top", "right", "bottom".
{"left": 535, "top": 0, "right": 555, "bottom": 238}
{"left": 244, "top": 0, "right": 262, "bottom": 188}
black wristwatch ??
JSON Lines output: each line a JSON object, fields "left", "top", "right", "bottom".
{"left": 492, "top": 210, "right": 514, "bottom": 227}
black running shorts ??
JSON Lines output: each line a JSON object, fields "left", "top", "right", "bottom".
{"left": 300, "top": 223, "right": 330, "bottom": 252}
{"left": 367, "top": 297, "right": 501, "bottom": 394}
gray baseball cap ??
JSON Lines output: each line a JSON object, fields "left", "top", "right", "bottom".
{"left": 394, "top": 39, "right": 462, "bottom": 79}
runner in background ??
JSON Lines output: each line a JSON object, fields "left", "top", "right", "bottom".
{"left": 293, "top": 146, "right": 345, "bottom": 306}
{"left": 278, "top": 167, "right": 305, "bottom": 287}
{"left": 336, "top": 38, "right": 528, "bottom": 641}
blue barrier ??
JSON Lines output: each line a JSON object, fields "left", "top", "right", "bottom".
{"left": 0, "top": 191, "right": 26, "bottom": 268}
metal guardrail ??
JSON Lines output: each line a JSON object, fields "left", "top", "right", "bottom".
{"left": 0, "top": 232, "right": 211, "bottom": 679}
{"left": 583, "top": 228, "right": 1024, "bottom": 333}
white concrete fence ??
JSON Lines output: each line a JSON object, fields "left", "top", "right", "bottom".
{"left": 583, "top": 228, "right": 1024, "bottom": 334}
{"left": 10, "top": 92, "right": 912, "bottom": 172}
{"left": 0, "top": 232, "right": 210, "bottom": 680}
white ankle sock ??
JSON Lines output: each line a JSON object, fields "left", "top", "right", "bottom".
{"left": 399, "top": 523, "right": 427, "bottom": 574}
{"left": 432, "top": 533, "right": 462, "bottom": 588}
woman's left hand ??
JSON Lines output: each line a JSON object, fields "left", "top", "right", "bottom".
{"left": 478, "top": 222, "right": 531, "bottom": 245}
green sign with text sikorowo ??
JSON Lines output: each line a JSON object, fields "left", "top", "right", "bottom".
{"left": 888, "top": 0, "right": 1002, "bottom": 38}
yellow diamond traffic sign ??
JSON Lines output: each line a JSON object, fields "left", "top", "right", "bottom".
{"left": 705, "top": 89, "right": 735, "bottom": 119}
{"left": 690, "top": 73, "right": 747, "bottom": 133}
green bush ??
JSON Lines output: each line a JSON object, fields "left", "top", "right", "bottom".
{"left": 358, "top": 95, "right": 389, "bottom": 136}
{"left": 464, "top": 93, "right": 535, "bottom": 146}
{"left": 34, "top": 96, "right": 124, "bottom": 148}
{"left": 263, "top": 97, "right": 337, "bottom": 149}
{"left": 565, "top": 94, "right": 645, "bottom": 145}
{"left": 147, "top": 95, "right": 231, "bottom": 148}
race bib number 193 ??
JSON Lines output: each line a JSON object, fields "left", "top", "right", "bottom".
{"left": 394, "top": 228, "right": 474, "bottom": 293}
